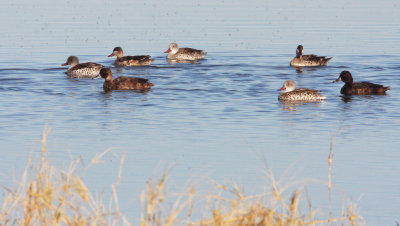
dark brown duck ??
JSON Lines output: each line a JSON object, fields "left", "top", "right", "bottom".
{"left": 334, "top": 71, "right": 390, "bottom": 95}
{"left": 100, "top": 68, "right": 154, "bottom": 92}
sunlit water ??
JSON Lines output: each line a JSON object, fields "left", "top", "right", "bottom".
{"left": 0, "top": 0, "right": 399, "bottom": 224}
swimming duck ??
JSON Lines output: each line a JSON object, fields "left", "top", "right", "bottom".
{"left": 278, "top": 80, "right": 326, "bottom": 101}
{"left": 290, "top": 45, "right": 332, "bottom": 67}
{"left": 334, "top": 71, "right": 390, "bottom": 95}
{"left": 100, "top": 68, "right": 154, "bottom": 92}
{"left": 108, "top": 47, "right": 154, "bottom": 67}
{"left": 164, "top": 43, "right": 207, "bottom": 61}
{"left": 61, "top": 56, "right": 103, "bottom": 78}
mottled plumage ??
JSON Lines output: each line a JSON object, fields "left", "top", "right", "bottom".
{"left": 278, "top": 80, "right": 326, "bottom": 101}
{"left": 334, "top": 71, "right": 390, "bottom": 95}
{"left": 290, "top": 45, "right": 332, "bottom": 67}
{"left": 165, "top": 43, "right": 207, "bottom": 61}
{"left": 62, "top": 56, "right": 103, "bottom": 78}
{"left": 108, "top": 47, "right": 154, "bottom": 67}
{"left": 100, "top": 68, "right": 154, "bottom": 92}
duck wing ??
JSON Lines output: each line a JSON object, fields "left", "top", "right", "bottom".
{"left": 302, "top": 55, "right": 331, "bottom": 62}
{"left": 121, "top": 55, "right": 152, "bottom": 62}
{"left": 71, "top": 62, "right": 103, "bottom": 70}
{"left": 352, "top": 82, "right": 390, "bottom": 94}
{"left": 177, "top": 48, "right": 204, "bottom": 55}
{"left": 114, "top": 77, "right": 154, "bottom": 89}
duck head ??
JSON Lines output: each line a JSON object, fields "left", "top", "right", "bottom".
{"left": 278, "top": 80, "right": 296, "bottom": 92}
{"left": 334, "top": 71, "right": 353, "bottom": 85}
{"left": 165, "top": 43, "right": 179, "bottom": 54}
{"left": 108, "top": 47, "right": 123, "bottom": 58}
{"left": 100, "top": 68, "right": 113, "bottom": 80}
{"left": 62, "top": 56, "right": 79, "bottom": 67}
{"left": 296, "top": 45, "right": 304, "bottom": 57}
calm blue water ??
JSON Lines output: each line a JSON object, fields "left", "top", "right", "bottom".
{"left": 1, "top": 0, "right": 400, "bottom": 224}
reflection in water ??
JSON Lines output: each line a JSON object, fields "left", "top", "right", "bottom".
{"left": 340, "top": 95, "right": 379, "bottom": 103}
{"left": 340, "top": 95, "right": 354, "bottom": 103}
{"left": 167, "top": 59, "right": 201, "bottom": 64}
{"left": 102, "top": 89, "right": 152, "bottom": 95}
{"left": 293, "top": 66, "right": 303, "bottom": 74}
{"left": 279, "top": 100, "right": 325, "bottom": 111}
{"left": 291, "top": 65, "right": 328, "bottom": 74}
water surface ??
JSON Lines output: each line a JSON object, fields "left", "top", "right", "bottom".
{"left": 0, "top": 0, "right": 399, "bottom": 224}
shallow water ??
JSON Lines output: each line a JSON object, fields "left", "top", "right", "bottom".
{"left": 1, "top": 0, "right": 400, "bottom": 224}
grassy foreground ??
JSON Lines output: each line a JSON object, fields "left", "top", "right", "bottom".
{"left": 0, "top": 129, "right": 362, "bottom": 225}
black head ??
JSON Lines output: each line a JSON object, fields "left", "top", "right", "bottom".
{"left": 335, "top": 71, "right": 353, "bottom": 84}
{"left": 296, "top": 45, "right": 304, "bottom": 56}
{"left": 100, "top": 68, "right": 113, "bottom": 79}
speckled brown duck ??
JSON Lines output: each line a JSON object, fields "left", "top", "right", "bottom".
{"left": 290, "top": 45, "right": 332, "bottom": 67}
{"left": 334, "top": 71, "right": 390, "bottom": 95}
{"left": 62, "top": 56, "right": 103, "bottom": 78}
{"left": 108, "top": 47, "right": 154, "bottom": 67}
{"left": 100, "top": 68, "right": 154, "bottom": 92}
{"left": 278, "top": 80, "right": 326, "bottom": 101}
{"left": 164, "top": 43, "right": 207, "bottom": 61}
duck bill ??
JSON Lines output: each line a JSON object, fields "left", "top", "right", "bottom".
{"left": 92, "top": 74, "right": 101, "bottom": 79}
{"left": 278, "top": 86, "right": 286, "bottom": 91}
{"left": 108, "top": 53, "right": 115, "bottom": 57}
{"left": 164, "top": 48, "right": 171, "bottom": 53}
{"left": 61, "top": 62, "right": 68, "bottom": 66}
{"left": 333, "top": 77, "right": 342, "bottom": 83}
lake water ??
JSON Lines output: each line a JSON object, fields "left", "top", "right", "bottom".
{"left": 1, "top": 0, "right": 399, "bottom": 224}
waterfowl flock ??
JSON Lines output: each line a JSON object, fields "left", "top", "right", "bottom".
{"left": 61, "top": 43, "right": 390, "bottom": 98}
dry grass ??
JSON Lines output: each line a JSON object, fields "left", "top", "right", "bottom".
{"left": 140, "top": 135, "right": 363, "bottom": 225}
{"left": 0, "top": 128, "right": 363, "bottom": 225}
{"left": 0, "top": 126, "right": 129, "bottom": 226}
{"left": 140, "top": 171, "right": 362, "bottom": 226}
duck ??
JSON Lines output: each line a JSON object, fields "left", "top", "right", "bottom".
{"left": 100, "top": 68, "right": 154, "bottom": 92}
{"left": 164, "top": 43, "right": 207, "bottom": 61}
{"left": 334, "top": 71, "right": 390, "bottom": 95}
{"left": 108, "top": 47, "right": 154, "bottom": 66}
{"left": 61, "top": 56, "right": 103, "bottom": 78}
{"left": 290, "top": 45, "right": 332, "bottom": 67}
{"left": 278, "top": 80, "right": 326, "bottom": 101}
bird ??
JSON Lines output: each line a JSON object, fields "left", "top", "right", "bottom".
{"left": 108, "top": 47, "right": 154, "bottom": 66}
{"left": 290, "top": 45, "right": 332, "bottom": 67}
{"left": 99, "top": 68, "right": 154, "bottom": 92}
{"left": 61, "top": 56, "right": 103, "bottom": 78}
{"left": 164, "top": 43, "right": 207, "bottom": 61}
{"left": 278, "top": 80, "right": 326, "bottom": 101}
{"left": 334, "top": 71, "right": 390, "bottom": 95}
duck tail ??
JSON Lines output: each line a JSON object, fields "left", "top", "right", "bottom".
{"left": 321, "top": 57, "right": 332, "bottom": 65}
{"left": 384, "top": 86, "right": 390, "bottom": 91}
